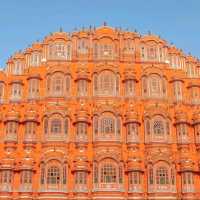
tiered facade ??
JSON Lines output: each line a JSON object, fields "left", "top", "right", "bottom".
{"left": 0, "top": 25, "right": 200, "bottom": 200}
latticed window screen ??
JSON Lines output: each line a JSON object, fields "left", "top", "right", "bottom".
{"left": 101, "top": 117, "right": 115, "bottom": 134}
{"left": 150, "top": 77, "right": 161, "bottom": 96}
{"left": 129, "top": 171, "right": 141, "bottom": 185}
{"left": 177, "top": 123, "right": 187, "bottom": 136}
{"left": 100, "top": 163, "right": 117, "bottom": 183}
{"left": 78, "top": 38, "right": 88, "bottom": 54}
{"left": 0, "top": 170, "right": 12, "bottom": 184}
{"left": 153, "top": 120, "right": 164, "bottom": 135}
{"left": 51, "top": 119, "right": 62, "bottom": 134}
{"left": 47, "top": 166, "right": 60, "bottom": 185}
{"left": 12, "top": 83, "right": 22, "bottom": 97}
{"left": 75, "top": 171, "right": 87, "bottom": 184}
{"left": 149, "top": 167, "right": 153, "bottom": 184}
{"left": 6, "top": 121, "right": 18, "bottom": 135}
{"left": 182, "top": 172, "right": 194, "bottom": 185}
{"left": 25, "top": 122, "right": 36, "bottom": 135}
{"left": 127, "top": 123, "right": 138, "bottom": 135}
{"left": 125, "top": 80, "right": 134, "bottom": 96}
{"left": 147, "top": 46, "right": 157, "bottom": 60}
{"left": 156, "top": 167, "right": 169, "bottom": 185}
{"left": 21, "top": 170, "right": 32, "bottom": 184}
{"left": 29, "top": 79, "right": 39, "bottom": 97}
{"left": 77, "top": 79, "right": 87, "bottom": 96}
{"left": 174, "top": 81, "right": 182, "bottom": 99}
{"left": 77, "top": 122, "right": 87, "bottom": 135}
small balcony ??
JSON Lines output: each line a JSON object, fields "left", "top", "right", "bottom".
{"left": 40, "top": 185, "right": 67, "bottom": 192}
{"left": 74, "top": 184, "right": 88, "bottom": 193}
{"left": 128, "top": 184, "right": 143, "bottom": 193}
{"left": 94, "top": 133, "right": 121, "bottom": 142}
{"left": 24, "top": 134, "right": 36, "bottom": 143}
{"left": 4, "top": 134, "right": 17, "bottom": 143}
{"left": 75, "top": 134, "right": 88, "bottom": 143}
{"left": 177, "top": 135, "right": 189, "bottom": 144}
{"left": 182, "top": 185, "right": 195, "bottom": 193}
{"left": 19, "top": 184, "right": 33, "bottom": 192}
{"left": 0, "top": 184, "right": 12, "bottom": 192}
{"left": 148, "top": 185, "right": 176, "bottom": 193}
{"left": 127, "top": 134, "right": 139, "bottom": 144}
{"left": 43, "top": 134, "right": 68, "bottom": 142}
{"left": 93, "top": 183, "right": 124, "bottom": 192}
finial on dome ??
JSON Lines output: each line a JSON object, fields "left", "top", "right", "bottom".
{"left": 148, "top": 30, "right": 151, "bottom": 35}
{"left": 59, "top": 27, "right": 63, "bottom": 32}
{"left": 103, "top": 21, "right": 107, "bottom": 26}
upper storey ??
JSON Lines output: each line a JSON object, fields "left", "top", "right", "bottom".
{"left": 3, "top": 25, "right": 200, "bottom": 78}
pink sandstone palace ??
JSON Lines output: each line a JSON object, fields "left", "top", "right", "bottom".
{"left": 0, "top": 25, "right": 200, "bottom": 200}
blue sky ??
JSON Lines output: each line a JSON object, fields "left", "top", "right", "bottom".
{"left": 0, "top": 0, "right": 199, "bottom": 67}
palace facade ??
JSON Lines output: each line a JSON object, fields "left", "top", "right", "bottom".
{"left": 0, "top": 25, "right": 200, "bottom": 200}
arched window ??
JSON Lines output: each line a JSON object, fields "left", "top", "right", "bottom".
{"left": 75, "top": 171, "right": 87, "bottom": 185}
{"left": 101, "top": 117, "right": 115, "bottom": 134}
{"left": 28, "top": 78, "right": 39, "bottom": 99}
{"left": 20, "top": 170, "right": 32, "bottom": 191}
{"left": 52, "top": 76, "right": 63, "bottom": 96}
{"left": 24, "top": 121, "right": 36, "bottom": 142}
{"left": 0, "top": 170, "right": 12, "bottom": 184}
{"left": 77, "top": 79, "right": 88, "bottom": 96}
{"left": 97, "top": 70, "right": 118, "bottom": 96}
{"left": 48, "top": 43, "right": 68, "bottom": 60}
{"left": 51, "top": 119, "right": 62, "bottom": 134}
{"left": 147, "top": 46, "right": 157, "bottom": 60}
{"left": 190, "top": 86, "right": 200, "bottom": 104}
{"left": 156, "top": 167, "right": 169, "bottom": 185}
{"left": 124, "top": 79, "right": 135, "bottom": 96}
{"left": 129, "top": 172, "right": 141, "bottom": 184}
{"left": 6, "top": 121, "right": 18, "bottom": 135}
{"left": 176, "top": 123, "right": 188, "bottom": 144}
{"left": 124, "top": 39, "right": 134, "bottom": 54}
{"left": 100, "top": 163, "right": 117, "bottom": 183}
{"left": 173, "top": 81, "right": 183, "bottom": 101}
{"left": 40, "top": 161, "right": 67, "bottom": 191}
{"left": 11, "top": 83, "right": 22, "bottom": 100}
{"left": 153, "top": 120, "right": 164, "bottom": 135}
{"left": 47, "top": 166, "right": 60, "bottom": 185}
{"left": 148, "top": 163, "right": 176, "bottom": 193}
{"left": 30, "top": 52, "right": 41, "bottom": 66}
{"left": 13, "top": 60, "right": 23, "bottom": 75}
{"left": 182, "top": 172, "right": 194, "bottom": 193}
{"left": 77, "top": 38, "right": 88, "bottom": 54}
{"left": 150, "top": 75, "right": 161, "bottom": 97}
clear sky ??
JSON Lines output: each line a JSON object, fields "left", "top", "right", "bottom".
{"left": 0, "top": 0, "right": 199, "bottom": 67}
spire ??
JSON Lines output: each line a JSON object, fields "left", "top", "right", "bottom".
{"left": 59, "top": 27, "right": 63, "bottom": 32}
{"left": 103, "top": 21, "right": 107, "bottom": 26}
